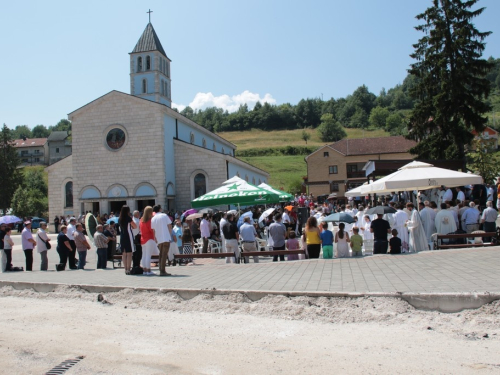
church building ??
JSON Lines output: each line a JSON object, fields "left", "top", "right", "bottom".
{"left": 47, "top": 22, "right": 268, "bottom": 219}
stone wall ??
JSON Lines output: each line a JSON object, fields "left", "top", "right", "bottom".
{"left": 69, "top": 91, "right": 166, "bottom": 216}
{"left": 46, "top": 155, "right": 73, "bottom": 230}
{"left": 174, "top": 140, "right": 227, "bottom": 211}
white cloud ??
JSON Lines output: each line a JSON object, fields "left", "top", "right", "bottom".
{"left": 172, "top": 90, "right": 277, "bottom": 113}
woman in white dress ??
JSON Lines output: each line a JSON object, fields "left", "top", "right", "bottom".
{"left": 360, "top": 215, "right": 373, "bottom": 241}
{"left": 335, "top": 223, "right": 350, "bottom": 258}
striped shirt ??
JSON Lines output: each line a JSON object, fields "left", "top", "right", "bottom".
{"left": 94, "top": 231, "right": 108, "bottom": 248}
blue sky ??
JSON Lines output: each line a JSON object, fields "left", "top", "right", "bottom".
{"left": 1, "top": 0, "right": 499, "bottom": 128}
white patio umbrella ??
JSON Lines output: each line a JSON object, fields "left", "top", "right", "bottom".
{"left": 345, "top": 182, "right": 368, "bottom": 197}
{"left": 359, "top": 161, "right": 483, "bottom": 195}
{"left": 222, "top": 176, "right": 247, "bottom": 185}
{"left": 258, "top": 207, "right": 275, "bottom": 223}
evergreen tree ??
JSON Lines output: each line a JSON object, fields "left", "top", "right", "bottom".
{"left": 407, "top": 0, "right": 493, "bottom": 168}
{"left": 0, "top": 124, "right": 22, "bottom": 214}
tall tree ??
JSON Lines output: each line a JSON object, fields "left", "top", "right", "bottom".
{"left": 0, "top": 124, "right": 22, "bottom": 214}
{"left": 32, "top": 124, "right": 50, "bottom": 138}
{"left": 407, "top": 0, "right": 493, "bottom": 167}
{"left": 317, "top": 114, "right": 347, "bottom": 142}
{"left": 50, "top": 119, "right": 72, "bottom": 132}
{"left": 11, "top": 125, "right": 33, "bottom": 140}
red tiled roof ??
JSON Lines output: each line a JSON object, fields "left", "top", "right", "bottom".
{"left": 329, "top": 136, "right": 416, "bottom": 156}
{"left": 13, "top": 138, "right": 47, "bottom": 148}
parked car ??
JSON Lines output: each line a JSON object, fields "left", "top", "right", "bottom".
{"left": 30, "top": 217, "right": 47, "bottom": 230}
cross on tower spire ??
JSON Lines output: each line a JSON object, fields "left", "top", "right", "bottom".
{"left": 147, "top": 9, "right": 153, "bottom": 23}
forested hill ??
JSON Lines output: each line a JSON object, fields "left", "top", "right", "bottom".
{"left": 6, "top": 58, "right": 500, "bottom": 140}
{"left": 175, "top": 56, "right": 500, "bottom": 135}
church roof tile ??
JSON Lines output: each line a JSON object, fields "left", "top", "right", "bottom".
{"left": 131, "top": 22, "right": 168, "bottom": 58}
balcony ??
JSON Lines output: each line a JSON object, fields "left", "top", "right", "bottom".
{"left": 19, "top": 151, "right": 44, "bottom": 157}
{"left": 347, "top": 171, "right": 366, "bottom": 179}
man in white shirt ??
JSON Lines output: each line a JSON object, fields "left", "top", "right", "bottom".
{"left": 442, "top": 186, "right": 453, "bottom": 203}
{"left": 151, "top": 205, "right": 172, "bottom": 276}
{"left": 461, "top": 202, "right": 481, "bottom": 233}
{"left": 200, "top": 213, "right": 211, "bottom": 253}
{"left": 240, "top": 216, "right": 259, "bottom": 263}
{"left": 481, "top": 201, "right": 497, "bottom": 241}
{"left": 219, "top": 213, "right": 227, "bottom": 252}
{"left": 282, "top": 209, "right": 291, "bottom": 229}
{"left": 66, "top": 217, "right": 78, "bottom": 269}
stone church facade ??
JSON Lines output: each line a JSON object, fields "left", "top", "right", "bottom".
{"left": 47, "top": 22, "right": 268, "bottom": 221}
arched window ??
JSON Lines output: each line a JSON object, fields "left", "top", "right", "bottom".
{"left": 160, "top": 59, "right": 163, "bottom": 73}
{"left": 194, "top": 173, "right": 206, "bottom": 198}
{"left": 166, "top": 62, "right": 170, "bottom": 77}
{"left": 190, "top": 132, "right": 194, "bottom": 144}
{"left": 222, "top": 147, "right": 225, "bottom": 154}
{"left": 142, "top": 79, "right": 147, "bottom": 94}
{"left": 164, "top": 82, "right": 168, "bottom": 97}
{"left": 213, "top": 143, "right": 216, "bottom": 151}
{"left": 65, "top": 181, "right": 73, "bottom": 208}
{"left": 137, "top": 57, "right": 142, "bottom": 72}
{"left": 146, "top": 56, "right": 151, "bottom": 70}
{"left": 202, "top": 138, "right": 206, "bottom": 148}
{"left": 160, "top": 80, "right": 164, "bottom": 96}
{"left": 252, "top": 177, "right": 256, "bottom": 185}
{"left": 245, "top": 175, "right": 249, "bottom": 182}
{"left": 236, "top": 172, "right": 240, "bottom": 177}
{"left": 258, "top": 179, "right": 262, "bottom": 185}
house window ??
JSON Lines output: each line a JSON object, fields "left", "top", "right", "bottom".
{"left": 65, "top": 181, "right": 73, "bottom": 208}
{"left": 55, "top": 148, "right": 60, "bottom": 153}
{"left": 202, "top": 138, "right": 206, "bottom": 148}
{"left": 194, "top": 173, "right": 206, "bottom": 198}
{"left": 142, "top": 79, "right": 147, "bottom": 94}
{"left": 245, "top": 175, "right": 249, "bottom": 182}
{"left": 330, "top": 183, "right": 339, "bottom": 192}
{"left": 252, "top": 177, "right": 256, "bottom": 185}
{"left": 213, "top": 143, "right": 216, "bottom": 151}
{"left": 34, "top": 149, "right": 40, "bottom": 154}
{"left": 146, "top": 56, "right": 151, "bottom": 70}
{"left": 347, "top": 165, "right": 358, "bottom": 172}
{"left": 137, "top": 57, "right": 142, "bottom": 72}
{"left": 166, "top": 62, "right": 170, "bottom": 77}
{"left": 34, "top": 157, "right": 40, "bottom": 162}
{"left": 324, "top": 152, "right": 329, "bottom": 157}
{"left": 221, "top": 147, "right": 225, "bottom": 154}
{"left": 21, "top": 150, "right": 28, "bottom": 156}
{"left": 161, "top": 80, "right": 164, "bottom": 96}
{"left": 329, "top": 165, "right": 338, "bottom": 174}
{"left": 190, "top": 133, "right": 194, "bottom": 144}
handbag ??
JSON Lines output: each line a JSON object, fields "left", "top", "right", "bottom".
{"left": 38, "top": 234, "right": 51, "bottom": 249}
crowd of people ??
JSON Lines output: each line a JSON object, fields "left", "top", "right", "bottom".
{"left": 1, "top": 182, "right": 498, "bottom": 274}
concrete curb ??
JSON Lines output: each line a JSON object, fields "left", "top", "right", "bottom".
{"left": 2, "top": 280, "right": 499, "bottom": 313}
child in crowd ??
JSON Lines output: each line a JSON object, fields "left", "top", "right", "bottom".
{"left": 350, "top": 227, "right": 364, "bottom": 257}
{"left": 320, "top": 222, "right": 334, "bottom": 259}
{"left": 286, "top": 231, "right": 300, "bottom": 261}
{"left": 389, "top": 229, "right": 402, "bottom": 254}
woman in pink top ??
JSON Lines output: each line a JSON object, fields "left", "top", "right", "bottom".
{"left": 139, "top": 206, "right": 156, "bottom": 275}
{"left": 286, "top": 230, "right": 300, "bottom": 261}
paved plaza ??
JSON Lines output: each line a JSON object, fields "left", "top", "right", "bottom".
{"left": 1, "top": 233, "right": 500, "bottom": 295}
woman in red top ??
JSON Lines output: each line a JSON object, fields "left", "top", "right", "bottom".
{"left": 139, "top": 206, "right": 156, "bottom": 275}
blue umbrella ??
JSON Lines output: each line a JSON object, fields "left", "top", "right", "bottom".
{"left": 0, "top": 215, "right": 23, "bottom": 225}
{"left": 323, "top": 212, "right": 355, "bottom": 224}
{"left": 106, "top": 217, "right": 119, "bottom": 224}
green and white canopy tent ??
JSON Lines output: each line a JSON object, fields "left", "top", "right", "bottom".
{"left": 258, "top": 183, "right": 293, "bottom": 201}
{"left": 191, "top": 180, "right": 281, "bottom": 208}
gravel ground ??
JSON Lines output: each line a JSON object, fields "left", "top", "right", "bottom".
{"left": 1, "top": 286, "right": 499, "bottom": 374}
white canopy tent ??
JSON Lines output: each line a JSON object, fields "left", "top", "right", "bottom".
{"left": 359, "top": 161, "right": 483, "bottom": 195}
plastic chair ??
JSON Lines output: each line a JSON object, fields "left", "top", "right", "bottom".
{"left": 363, "top": 239, "right": 374, "bottom": 255}
{"left": 208, "top": 239, "right": 222, "bottom": 253}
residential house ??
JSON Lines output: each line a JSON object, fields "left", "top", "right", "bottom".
{"left": 47, "top": 131, "right": 72, "bottom": 165}
{"left": 471, "top": 126, "right": 498, "bottom": 150}
{"left": 305, "top": 136, "right": 416, "bottom": 197}
{"left": 13, "top": 138, "right": 49, "bottom": 166}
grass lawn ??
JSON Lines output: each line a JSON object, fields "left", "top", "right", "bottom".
{"left": 239, "top": 155, "right": 306, "bottom": 192}
{"left": 219, "top": 128, "right": 389, "bottom": 150}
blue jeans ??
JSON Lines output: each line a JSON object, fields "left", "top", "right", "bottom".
{"left": 78, "top": 250, "right": 87, "bottom": 269}
{"left": 97, "top": 248, "right": 107, "bottom": 269}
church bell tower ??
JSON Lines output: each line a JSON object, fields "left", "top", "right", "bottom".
{"left": 130, "top": 22, "right": 172, "bottom": 107}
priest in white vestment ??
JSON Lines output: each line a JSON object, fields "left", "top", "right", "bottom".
{"left": 406, "top": 203, "right": 428, "bottom": 252}
{"left": 392, "top": 205, "right": 409, "bottom": 252}
{"left": 419, "top": 202, "right": 436, "bottom": 243}
{"left": 435, "top": 203, "right": 457, "bottom": 243}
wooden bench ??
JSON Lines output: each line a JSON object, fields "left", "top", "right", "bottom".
{"left": 436, "top": 232, "right": 497, "bottom": 250}
{"left": 112, "top": 249, "right": 306, "bottom": 267}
